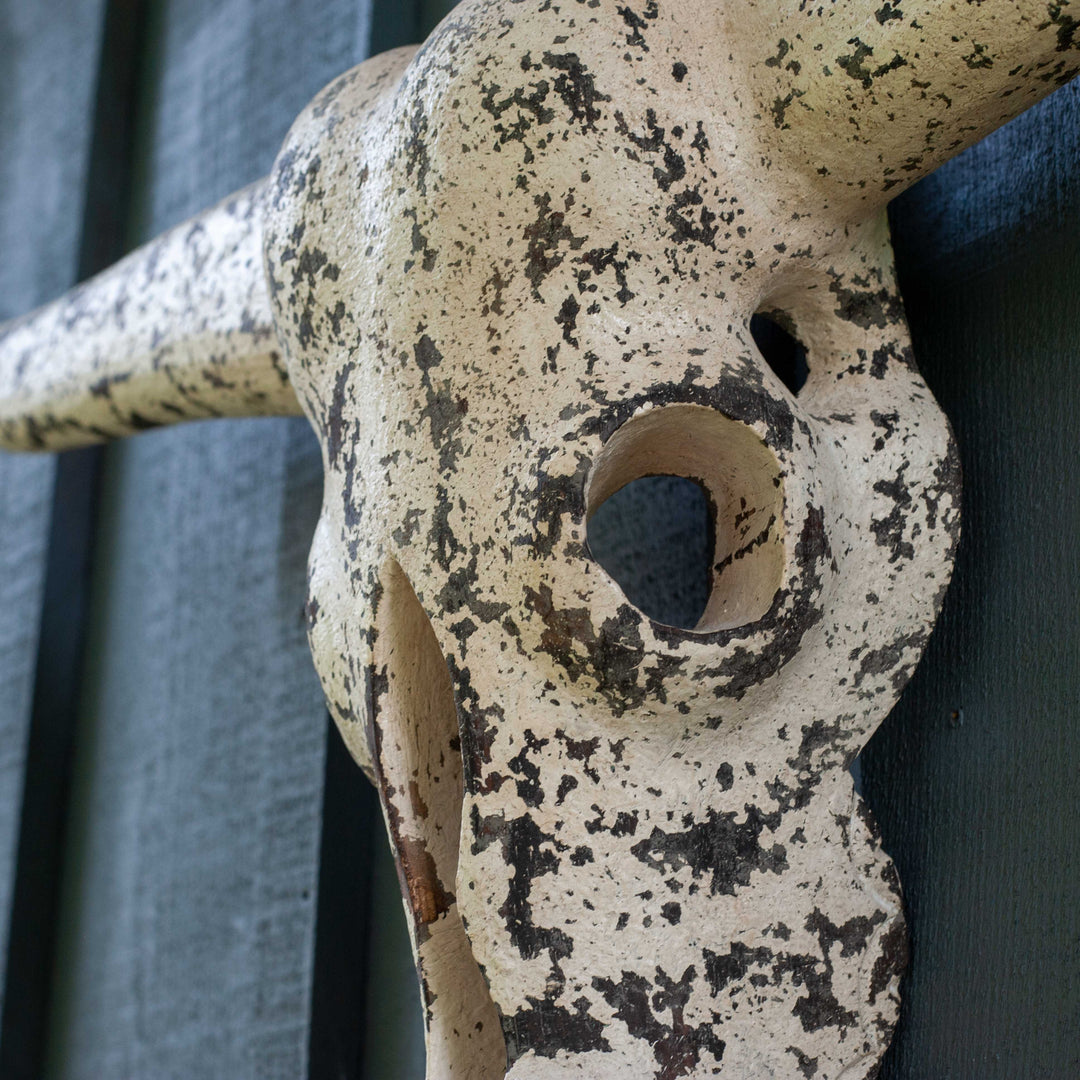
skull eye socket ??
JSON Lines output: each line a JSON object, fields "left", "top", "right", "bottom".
{"left": 585, "top": 404, "right": 785, "bottom": 634}
{"left": 751, "top": 310, "right": 809, "bottom": 396}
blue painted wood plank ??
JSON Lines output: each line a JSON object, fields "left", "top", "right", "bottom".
{"left": 0, "top": 0, "right": 108, "bottom": 1059}
{"left": 863, "top": 80, "right": 1080, "bottom": 1080}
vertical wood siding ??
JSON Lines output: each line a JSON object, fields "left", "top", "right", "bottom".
{"left": 0, "top": 0, "right": 107, "bottom": 1048}
{"left": 862, "top": 80, "right": 1080, "bottom": 1080}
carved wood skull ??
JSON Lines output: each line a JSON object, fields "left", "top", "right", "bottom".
{"left": 3, "top": 1, "right": 1078, "bottom": 1077}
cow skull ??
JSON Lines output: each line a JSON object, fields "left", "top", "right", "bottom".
{"left": 1, "top": 2, "right": 1076, "bottom": 1077}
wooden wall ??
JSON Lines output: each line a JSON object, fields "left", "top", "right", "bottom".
{"left": 861, "top": 81, "right": 1080, "bottom": 1080}
{"left": 0, "top": 2, "right": 1075, "bottom": 1078}
{"left": 0, "top": 2, "right": 454, "bottom": 1078}
{"left": 0, "top": 2, "right": 106, "bottom": 1073}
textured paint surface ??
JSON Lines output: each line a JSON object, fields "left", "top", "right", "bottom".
{"left": 259, "top": 3, "right": 1006, "bottom": 1074}
{"left": 0, "top": 181, "right": 299, "bottom": 449}
{"left": 0, "top": 2, "right": 1076, "bottom": 1078}
{"left": 260, "top": 4, "right": 1076, "bottom": 1075}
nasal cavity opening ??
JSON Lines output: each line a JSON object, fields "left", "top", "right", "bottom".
{"left": 585, "top": 404, "right": 785, "bottom": 634}
{"left": 751, "top": 311, "right": 809, "bottom": 396}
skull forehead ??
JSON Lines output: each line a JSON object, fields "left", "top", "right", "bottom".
{"left": 266, "top": 0, "right": 867, "bottom": 399}
{"left": 264, "top": 0, "right": 959, "bottom": 724}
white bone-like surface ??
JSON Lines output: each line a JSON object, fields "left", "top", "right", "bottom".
{"left": 0, "top": 181, "right": 299, "bottom": 450}
{"left": 1, "top": 2, "right": 1078, "bottom": 1078}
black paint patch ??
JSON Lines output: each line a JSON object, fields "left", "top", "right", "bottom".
{"left": 323, "top": 361, "right": 355, "bottom": 468}
{"left": 828, "top": 272, "right": 905, "bottom": 330}
{"left": 507, "top": 729, "right": 549, "bottom": 808}
{"left": 556, "top": 292, "right": 581, "bottom": 346}
{"left": 836, "top": 38, "right": 909, "bottom": 89}
{"left": 502, "top": 996, "right": 610, "bottom": 1064}
{"left": 806, "top": 907, "right": 887, "bottom": 961}
{"left": 556, "top": 774, "right": 579, "bottom": 805}
{"left": 853, "top": 629, "right": 928, "bottom": 690}
{"left": 870, "top": 463, "right": 915, "bottom": 563}
{"left": 525, "top": 584, "right": 648, "bottom": 715}
{"left": 700, "top": 503, "right": 831, "bottom": 701}
{"left": 786, "top": 717, "right": 856, "bottom": 778}
{"left": 706, "top": 939, "right": 858, "bottom": 1035}
{"left": 579, "top": 362, "right": 796, "bottom": 456}
{"left": 593, "top": 965, "right": 726, "bottom": 1080}
{"left": 787, "top": 1045, "right": 820, "bottom": 1077}
{"left": 452, "top": 660, "right": 504, "bottom": 795}
{"left": 661, "top": 901, "right": 682, "bottom": 925}
{"left": 703, "top": 941, "right": 776, "bottom": 994}
{"left": 570, "top": 844, "right": 594, "bottom": 866}
{"left": 474, "top": 809, "right": 572, "bottom": 964}
{"left": 427, "top": 484, "right": 463, "bottom": 572}
{"left": 1041, "top": 3, "right": 1080, "bottom": 52}
{"left": 523, "top": 192, "right": 588, "bottom": 296}
{"left": 436, "top": 557, "right": 511, "bottom": 625}
{"left": 542, "top": 51, "right": 611, "bottom": 131}
{"left": 869, "top": 917, "right": 909, "bottom": 1004}
{"left": 631, "top": 806, "right": 788, "bottom": 896}
{"left": 555, "top": 728, "right": 601, "bottom": 780}
{"left": 420, "top": 379, "right": 468, "bottom": 473}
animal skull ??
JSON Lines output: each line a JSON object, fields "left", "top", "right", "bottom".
{"left": 2, "top": 1, "right": 1077, "bottom": 1077}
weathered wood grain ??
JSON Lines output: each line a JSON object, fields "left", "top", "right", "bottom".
{"left": 46, "top": 418, "right": 328, "bottom": 1078}
{"left": 37, "top": 2, "right": 410, "bottom": 1077}
{"left": 862, "top": 80, "right": 1080, "bottom": 1080}
{"left": 0, "top": 0, "right": 106, "bottom": 1034}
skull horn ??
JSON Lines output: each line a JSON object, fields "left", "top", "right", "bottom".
{"left": 743, "top": 0, "right": 1080, "bottom": 213}
{"left": 0, "top": 180, "right": 298, "bottom": 452}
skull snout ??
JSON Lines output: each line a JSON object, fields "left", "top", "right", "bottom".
{"left": 461, "top": 764, "right": 903, "bottom": 1079}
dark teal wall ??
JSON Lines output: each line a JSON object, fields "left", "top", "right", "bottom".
{"left": 860, "top": 82, "right": 1080, "bottom": 1080}
{"left": 0, "top": 0, "right": 104, "bottom": 1059}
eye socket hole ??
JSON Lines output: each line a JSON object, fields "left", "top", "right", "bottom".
{"left": 751, "top": 311, "right": 809, "bottom": 396}
{"left": 587, "top": 475, "right": 713, "bottom": 631}
{"left": 585, "top": 404, "right": 785, "bottom": 634}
